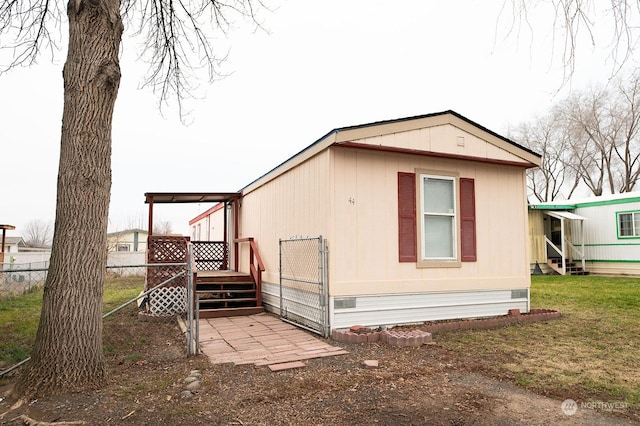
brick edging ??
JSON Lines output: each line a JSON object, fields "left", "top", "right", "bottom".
{"left": 331, "top": 308, "right": 561, "bottom": 345}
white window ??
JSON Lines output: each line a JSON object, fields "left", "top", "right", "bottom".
{"left": 618, "top": 211, "right": 640, "bottom": 238}
{"left": 116, "top": 244, "right": 130, "bottom": 252}
{"left": 421, "top": 174, "right": 456, "bottom": 260}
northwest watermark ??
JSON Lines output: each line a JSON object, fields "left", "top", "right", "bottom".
{"left": 561, "top": 399, "right": 578, "bottom": 416}
{"left": 561, "top": 398, "right": 628, "bottom": 416}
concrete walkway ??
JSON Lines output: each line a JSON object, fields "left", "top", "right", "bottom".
{"left": 198, "top": 313, "right": 349, "bottom": 369}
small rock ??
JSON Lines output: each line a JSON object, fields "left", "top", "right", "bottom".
{"left": 184, "top": 376, "right": 198, "bottom": 384}
{"left": 189, "top": 371, "right": 203, "bottom": 378}
{"left": 363, "top": 360, "right": 379, "bottom": 368}
{"left": 186, "top": 380, "right": 201, "bottom": 391}
{"left": 180, "top": 390, "right": 193, "bottom": 399}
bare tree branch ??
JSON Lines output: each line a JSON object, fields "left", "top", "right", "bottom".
{"left": 511, "top": 108, "right": 581, "bottom": 201}
{"left": 0, "top": 0, "right": 272, "bottom": 398}
{"left": 520, "top": 70, "right": 640, "bottom": 200}
{"left": 125, "top": 0, "right": 270, "bottom": 120}
{"left": 504, "top": 0, "right": 640, "bottom": 85}
{"left": 0, "top": 0, "right": 63, "bottom": 72}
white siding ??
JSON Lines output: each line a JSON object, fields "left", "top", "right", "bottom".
{"left": 572, "top": 200, "right": 640, "bottom": 265}
{"left": 2, "top": 251, "right": 146, "bottom": 276}
{"left": 263, "top": 281, "right": 529, "bottom": 331}
{"left": 329, "top": 289, "right": 529, "bottom": 330}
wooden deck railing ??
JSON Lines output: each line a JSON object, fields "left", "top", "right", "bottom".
{"left": 191, "top": 241, "right": 228, "bottom": 271}
{"left": 235, "top": 237, "right": 265, "bottom": 306}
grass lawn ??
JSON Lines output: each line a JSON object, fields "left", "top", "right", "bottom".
{"left": 439, "top": 274, "right": 640, "bottom": 409}
{"left": 0, "top": 276, "right": 144, "bottom": 371}
{"left": 1, "top": 274, "right": 639, "bottom": 412}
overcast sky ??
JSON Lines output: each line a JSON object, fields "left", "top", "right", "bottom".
{"left": 0, "top": 0, "right": 629, "bottom": 238}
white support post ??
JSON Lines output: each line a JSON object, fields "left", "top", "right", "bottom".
{"left": 581, "top": 220, "right": 586, "bottom": 271}
{"left": 560, "top": 218, "right": 566, "bottom": 275}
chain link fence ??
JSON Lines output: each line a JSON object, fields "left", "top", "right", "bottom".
{"left": 0, "top": 261, "right": 49, "bottom": 298}
{"left": 279, "top": 236, "right": 329, "bottom": 337}
{"left": 0, "top": 256, "right": 199, "bottom": 377}
{"left": 0, "top": 252, "right": 148, "bottom": 300}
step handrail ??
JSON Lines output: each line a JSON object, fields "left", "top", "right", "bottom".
{"left": 566, "top": 236, "right": 586, "bottom": 272}
{"left": 235, "top": 237, "right": 265, "bottom": 306}
{"left": 545, "top": 236, "right": 565, "bottom": 275}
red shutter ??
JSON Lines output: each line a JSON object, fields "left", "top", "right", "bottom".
{"left": 398, "top": 172, "right": 417, "bottom": 262}
{"left": 460, "top": 178, "right": 476, "bottom": 262}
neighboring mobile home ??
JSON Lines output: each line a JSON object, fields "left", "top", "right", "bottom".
{"left": 189, "top": 203, "right": 226, "bottom": 242}
{"left": 529, "top": 192, "right": 640, "bottom": 276}
{"left": 107, "top": 229, "right": 148, "bottom": 252}
{"left": 189, "top": 110, "right": 541, "bottom": 332}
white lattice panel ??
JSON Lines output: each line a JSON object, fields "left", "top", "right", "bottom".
{"left": 149, "top": 287, "right": 187, "bottom": 316}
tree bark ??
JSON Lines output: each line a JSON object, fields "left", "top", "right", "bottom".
{"left": 17, "top": 0, "right": 123, "bottom": 397}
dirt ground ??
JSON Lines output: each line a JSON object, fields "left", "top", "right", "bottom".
{"left": 1, "top": 307, "right": 638, "bottom": 426}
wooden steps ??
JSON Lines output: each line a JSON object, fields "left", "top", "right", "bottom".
{"left": 198, "top": 307, "right": 265, "bottom": 318}
{"left": 547, "top": 258, "right": 590, "bottom": 276}
{"left": 195, "top": 272, "right": 264, "bottom": 318}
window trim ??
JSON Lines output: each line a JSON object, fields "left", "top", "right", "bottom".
{"left": 616, "top": 210, "right": 640, "bottom": 239}
{"left": 116, "top": 244, "right": 130, "bottom": 252}
{"left": 416, "top": 169, "right": 461, "bottom": 268}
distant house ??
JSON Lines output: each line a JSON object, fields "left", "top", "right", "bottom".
{"left": 107, "top": 229, "right": 148, "bottom": 252}
{"left": 529, "top": 192, "right": 640, "bottom": 276}
{"left": 187, "top": 110, "right": 541, "bottom": 331}
{"left": 3, "top": 236, "right": 26, "bottom": 253}
{"left": 189, "top": 203, "right": 226, "bottom": 242}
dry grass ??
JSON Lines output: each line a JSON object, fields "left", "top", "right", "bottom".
{"left": 0, "top": 276, "right": 144, "bottom": 371}
{"left": 2, "top": 275, "right": 639, "bottom": 424}
{"left": 438, "top": 274, "right": 640, "bottom": 408}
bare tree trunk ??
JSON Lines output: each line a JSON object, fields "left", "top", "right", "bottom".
{"left": 17, "top": 0, "right": 123, "bottom": 397}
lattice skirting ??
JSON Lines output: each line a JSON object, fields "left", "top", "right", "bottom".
{"left": 148, "top": 287, "right": 187, "bottom": 316}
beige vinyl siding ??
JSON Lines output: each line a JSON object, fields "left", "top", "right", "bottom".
{"left": 236, "top": 113, "right": 533, "bottom": 303}
{"left": 330, "top": 146, "right": 530, "bottom": 296}
{"left": 528, "top": 209, "right": 546, "bottom": 264}
{"left": 341, "top": 123, "right": 534, "bottom": 165}
{"left": 584, "top": 261, "right": 640, "bottom": 275}
{"left": 238, "top": 150, "right": 331, "bottom": 285}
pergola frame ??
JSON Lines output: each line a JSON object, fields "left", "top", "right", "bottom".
{"left": 144, "top": 192, "right": 242, "bottom": 266}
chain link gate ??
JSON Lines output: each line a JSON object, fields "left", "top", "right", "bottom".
{"left": 279, "top": 236, "right": 329, "bottom": 337}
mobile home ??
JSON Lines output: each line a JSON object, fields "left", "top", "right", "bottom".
{"left": 184, "top": 110, "right": 541, "bottom": 333}
{"left": 530, "top": 192, "right": 640, "bottom": 276}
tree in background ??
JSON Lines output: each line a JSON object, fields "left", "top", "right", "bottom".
{"left": 502, "top": 1, "right": 640, "bottom": 201}
{"left": 22, "top": 220, "right": 54, "bottom": 248}
{"left": 1, "top": 0, "right": 267, "bottom": 398}
{"left": 514, "top": 71, "right": 640, "bottom": 201}
{"left": 506, "top": 1, "right": 640, "bottom": 83}
{"left": 153, "top": 220, "right": 174, "bottom": 236}
{"left": 510, "top": 109, "right": 581, "bottom": 202}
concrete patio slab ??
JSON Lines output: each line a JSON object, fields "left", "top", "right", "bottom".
{"left": 197, "top": 313, "right": 349, "bottom": 367}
